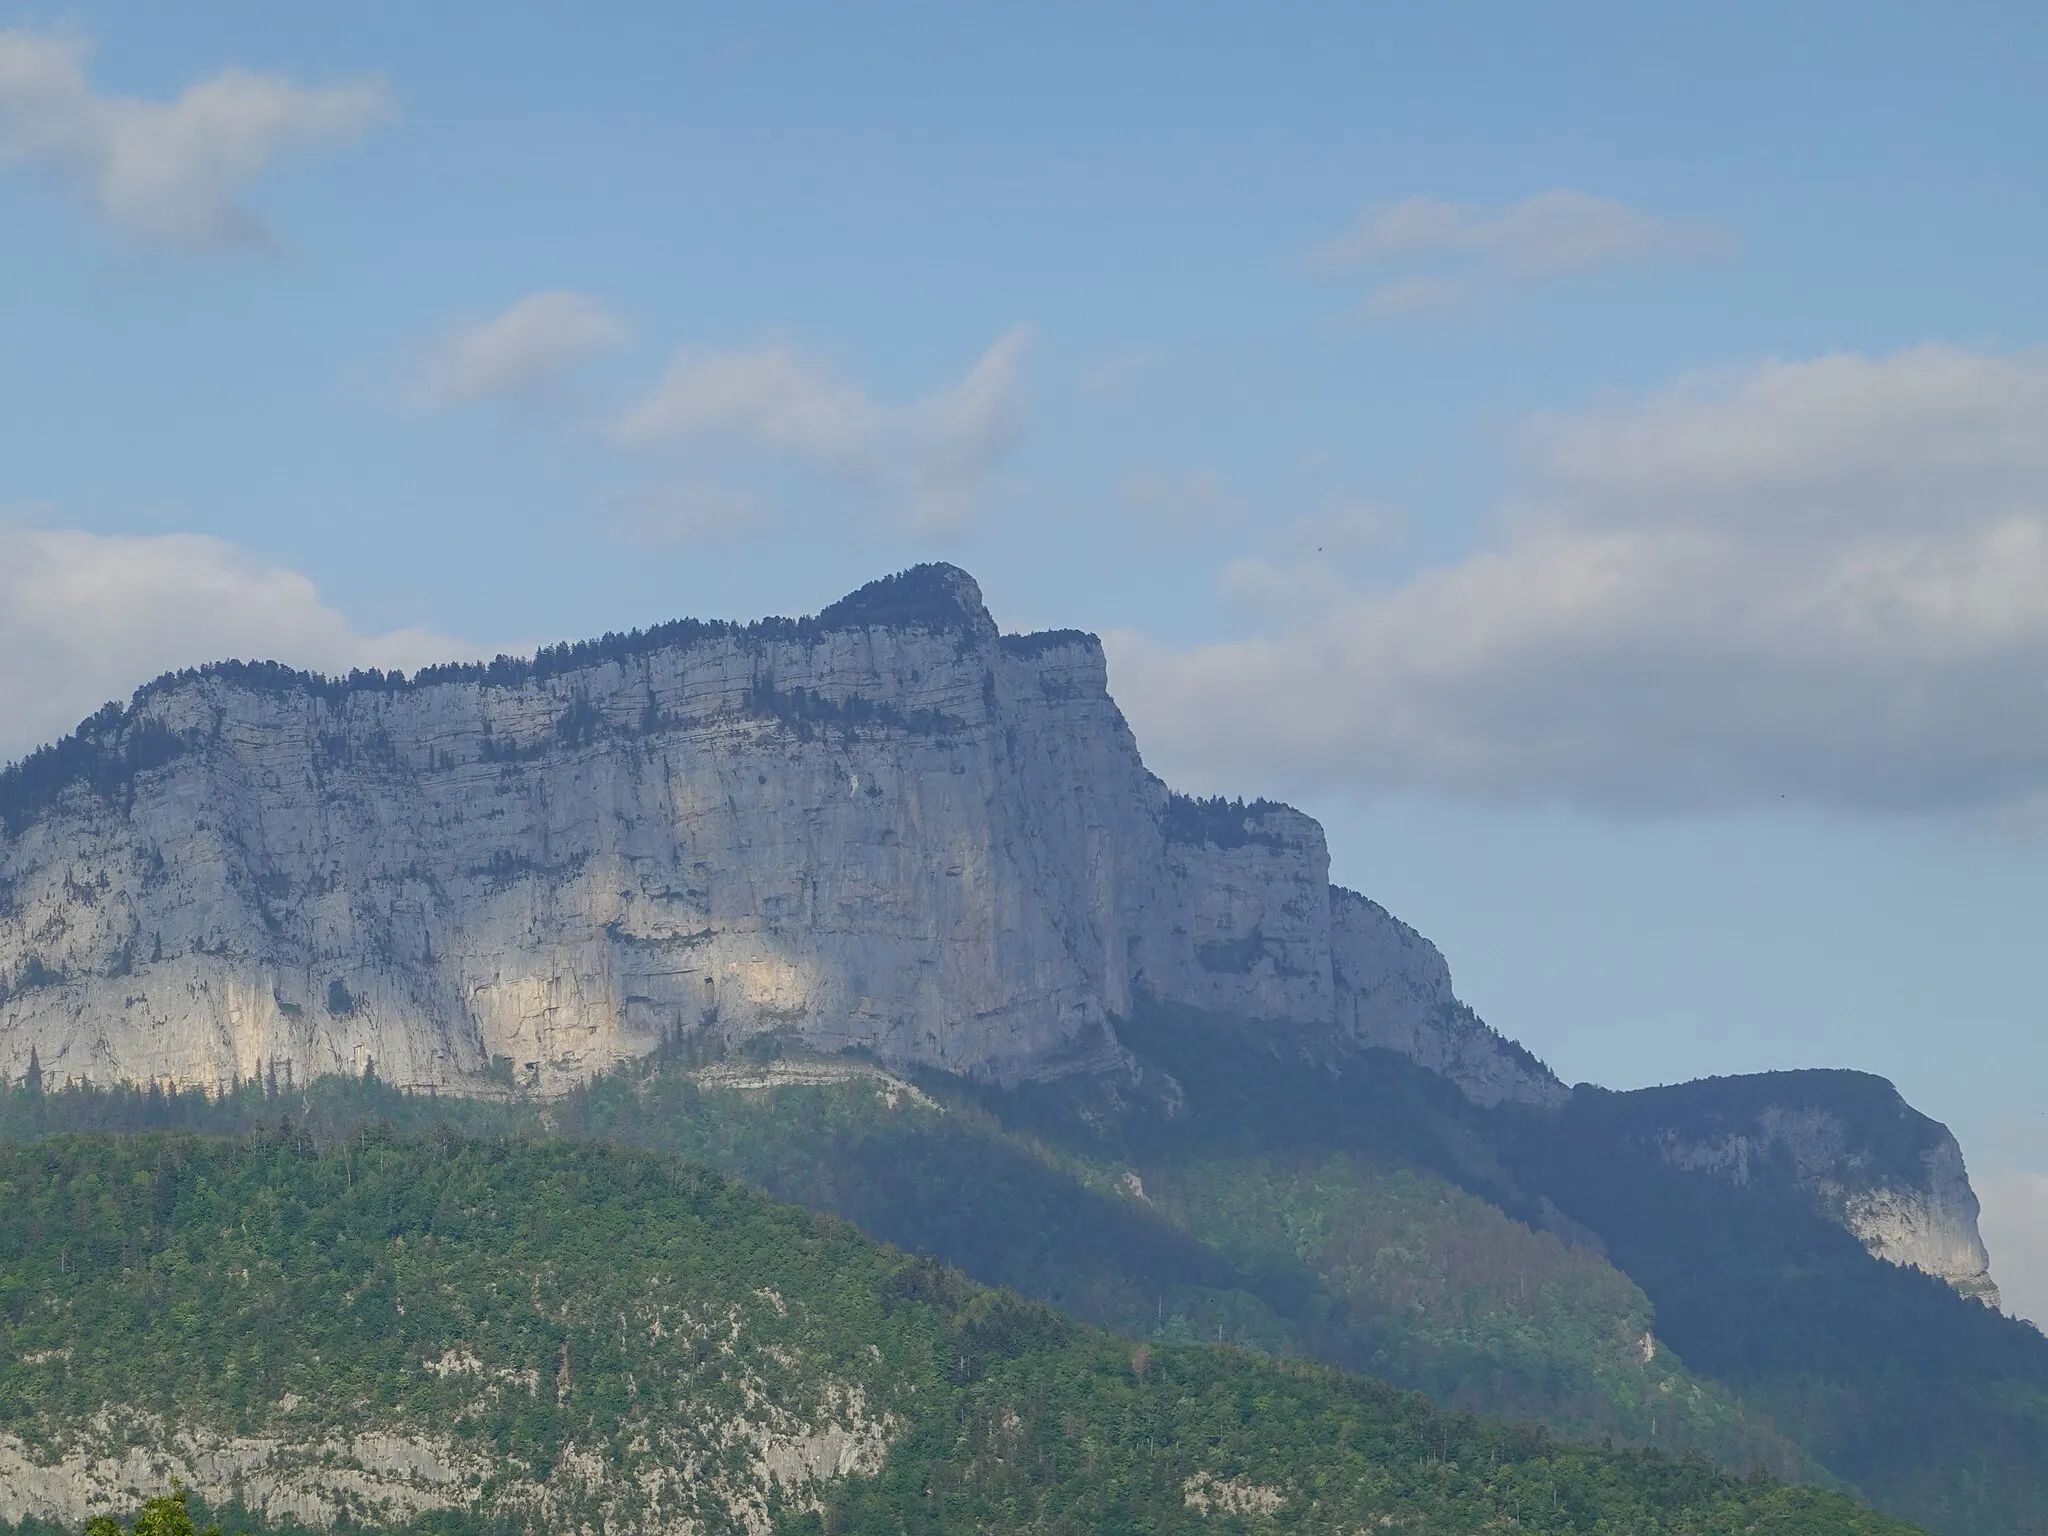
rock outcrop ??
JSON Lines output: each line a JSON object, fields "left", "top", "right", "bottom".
{"left": 1605, "top": 1069, "right": 2000, "bottom": 1306}
{"left": 1329, "top": 888, "right": 1558, "bottom": 1108}
{"left": 0, "top": 565, "right": 1558, "bottom": 1108}
{"left": 0, "top": 1397, "right": 889, "bottom": 1536}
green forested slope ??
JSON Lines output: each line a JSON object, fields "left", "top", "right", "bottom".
{"left": 0, "top": 1131, "right": 1913, "bottom": 1536}
{"left": 6, "top": 1024, "right": 2040, "bottom": 1536}
{"left": 0, "top": 1055, "right": 1799, "bottom": 1479}
{"left": 1111, "top": 1003, "right": 2048, "bottom": 1536}
{"left": 1128, "top": 1153, "right": 1795, "bottom": 1461}
{"left": 1496, "top": 1089, "right": 2048, "bottom": 1536}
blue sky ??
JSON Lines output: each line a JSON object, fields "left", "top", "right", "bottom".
{"left": 3, "top": 2, "right": 2046, "bottom": 1315}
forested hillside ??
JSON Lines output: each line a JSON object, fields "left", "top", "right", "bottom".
{"left": 1, "top": 1012, "right": 2039, "bottom": 1536}
{"left": 0, "top": 1053, "right": 1799, "bottom": 1477}
{"left": 0, "top": 1132, "right": 1914, "bottom": 1536}
{"left": 1112, "top": 1003, "right": 2048, "bottom": 1536}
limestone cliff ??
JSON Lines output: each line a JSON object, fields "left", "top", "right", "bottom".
{"left": 1602, "top": 1069, "right": 2000, "bottom": 1306}
{"left": 1329, "top": 888, "right": 1558, "bottom": 1108}
{"left": 0, "top": 565, "right": 1556, "bottom": 1107}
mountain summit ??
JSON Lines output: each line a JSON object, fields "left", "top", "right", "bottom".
{"left": 0, "top": 563, "right": 1553, "bottom": 1106}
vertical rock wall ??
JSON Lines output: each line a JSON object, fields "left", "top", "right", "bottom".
{"left": 0, "top": 567, "right": 1550, "bottom": 1104}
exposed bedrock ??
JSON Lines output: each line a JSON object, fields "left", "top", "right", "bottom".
{"left": 1601, "top": 1069, "right": 2001, "bottom": 1306}
{"left": 0, "top": 565, "right": 1556, "bottom": 1108}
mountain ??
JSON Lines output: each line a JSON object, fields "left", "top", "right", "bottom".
{"left": 0, "top": 563, "right": 1550, "bottom": 1108}
{"left": 1, "top": 563, "right": 2036, "bottom": 1533}
{"left": 0, "top": 1132, "right": 1917, "bottom": 1536}
{"left": 1106, "top": 1005, "right": 2048, "bottom": 1536}
{"left": 0, "top": 563, "right": 1969, "bottom": 1282}
{"left": 1543, "top": 1070, "right": 1998, "bottom": 1306}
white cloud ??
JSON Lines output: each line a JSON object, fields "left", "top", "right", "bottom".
{"left": 1107, "top": 345, "right": 2048, "bottom": 814}
{"left": 1313, "top": 190, "right": 1725, "bottom": 316}
{"left": 408, "top": 292, "right": 628, "bottom": 411}
{"left": 1216, "top": 502, "right": 1408, "bottom": 623}
{"left": 909, "top": 326, "right": 1031, "bottom": 531}
{"left": 0, "top": 526, "right": 467, "bottom": 763}
{"left": 1978, "top": 1169, "right": 2048, "bottom": 1329}
{"left": 616, "top": 338, "right": 882, "bottom": 473}
{"left": 615, "top": 325, "right": 1031, "bottom": 534}
{"left": 0, "top": 29, "right": 389, "bottom": 248}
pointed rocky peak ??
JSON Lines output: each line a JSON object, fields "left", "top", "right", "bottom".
{"left": 813, "top": 563, "right": 998, "bottom": 643}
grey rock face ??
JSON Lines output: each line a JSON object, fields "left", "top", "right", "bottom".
{"left": 1330, "top": 887, "right": 1564, "bottom": 1108}
{"left": 0, "top": 566, "right": 1554, "bottom": 1107}
{"left": 1635, "top": 1070, "right": 2000, "bottom": 1306}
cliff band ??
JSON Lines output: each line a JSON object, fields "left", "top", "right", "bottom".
{"left": 0, "top": 566, "right": 1551, "bottom": 1107}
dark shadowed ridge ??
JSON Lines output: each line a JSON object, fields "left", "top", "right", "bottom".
{"left": 1577, "top": 1069, "right": 1956, "bottom": 1181}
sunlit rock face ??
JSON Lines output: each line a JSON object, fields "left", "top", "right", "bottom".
{"left": 0, "top": 565, "right": 1557, "bottom": 1106}
{"left": 1621, "top": 1070, "right": 2001, "bottom": 1306}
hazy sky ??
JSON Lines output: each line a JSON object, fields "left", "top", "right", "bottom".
{"left": 3, "top": 3, "right": 2045, "bottom": 1317}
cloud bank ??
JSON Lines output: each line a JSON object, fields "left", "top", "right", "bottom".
{"left": 0, "top": 28, "right": 387, "bottom": 248}
{"left": 1314, "top": 190, "right": 1724, "bottom": 315}
{"left": 0, "top": 526, "right": 466, "bottom": 763}
{"left": 1109, "top": 345, "right": 2048, "bottom": 815}
{"left": 407, "top": 292, "right": 628, "bottom": 411}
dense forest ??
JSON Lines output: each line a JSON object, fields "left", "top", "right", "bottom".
{"left": 1109, "top": 1001, "right": 2048, "bottom": 1536}
{"left": 0, "top": 1132, "right": 1915, "bottom": 1536}
{"left": 0, "top": 1052, "right": 1796, "bottom": 1473}
{"left": 1, "top": 1012, "right": 2039, "bottom": 1536}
